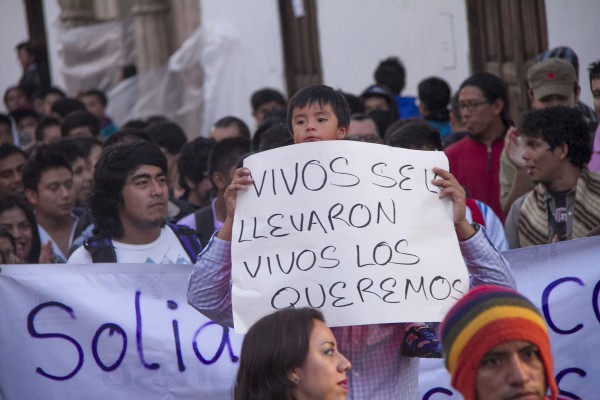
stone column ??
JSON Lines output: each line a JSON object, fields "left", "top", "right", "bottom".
{"left": 57, "top": 0, "right": 95, "bottom": 27}
{"left": 168, "top": 0, "right": 201, "bottom": 49}
{"left": 130, "top": 0, "right": 173, "bottom": 73}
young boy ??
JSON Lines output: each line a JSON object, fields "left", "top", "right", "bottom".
{"left": 188, "top": 85, "right": 512, "bottom": 399}
{"left": 587, "top": 61, "right": 600, "bottom": 172}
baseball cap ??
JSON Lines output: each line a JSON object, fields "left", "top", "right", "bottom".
{"left": 528, "top": 58, "right": 576, "bottom": 99}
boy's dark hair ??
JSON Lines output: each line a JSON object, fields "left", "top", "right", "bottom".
{"left": 418, "top": 77, "right": 451, "bottom": 122}
{"left": 287, "top": 85, "right": 351, "bottom": 134}
{"left": 258, "top": 122, "right": 294, "bottom": 151}
{"left": 103, "top": 127, "right": 150, "bottom": 147}
{"left": 588, "top": 60, "right": 600, "bottom": 86}
{"left": 51, "top": 98, "right": 86, "bottom": 119}
{"left": 521, "top": 106, "right": 591, "bottom": 168}
{"left": 251, "top": 88, "right": 286, "bottom": 111}
{"left": 146, "top": 121, "right": 187, "bottom": 155}
{"left": 80, "top": 89, "right": 108, "bottom": 107}
{"left": 90, "top": 142, "right": 167, "bottom": 238}
{"left": 177, "top": 137, "right": 215, "bottom": 195}
{"left": 15, "top": 41, "right": 35, "bottom": 56}
{"left": 0, "top": 144, "right": 27, "bottom": 162}
{"left": 208, "top": 137, "right": 251, "bottom": 187}
{"left": 9, "top": 108, "right": 39, "bottom": 125}
{"left": 34, "top": 116, "right": 61, "bottom": 142}
{"left": 460, "top": 72, "right": 512, "bottom": 127}
{"left": 22, "top": 146, "right": 72, "bottom": 192}
{"left": 48, "top": 138, "right": 86, "bottom": 164}
{"left": 42, "top": 86, "right": 67, "bottom": 101}
{"left": 61, "top": 110, "right": 100, "bottom": 137}
{"left": 213, "top": 116, "right": 251, "bottom": 139}
{"left": 374, "top": 57, "right": 406, "bottom": 94}
{"left": 386, "top": 119, "right": 442, "bottom": 151}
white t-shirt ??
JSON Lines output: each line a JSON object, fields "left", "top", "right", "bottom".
{"left": 67, "top": 226, "right": 193, "bottom": 264}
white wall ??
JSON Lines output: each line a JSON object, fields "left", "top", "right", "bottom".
{"left": 200, "top": 0, "right": 286, "bottom": 131}
{"left": 545, "top": 0, "right": 600, "bottom": 107}
{"left": 0, "top": 1, "right": 29, "bottom": 113}
{"left": 317, "top": 0, "right": 471, "bottom": 98}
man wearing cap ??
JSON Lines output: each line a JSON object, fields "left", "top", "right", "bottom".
{"left": 440, "top": 285, "right": 563, "bottom": 400}
{"left": 500, "top": 58, "right": 582, "bottom": 216}
{"left": 503, "top": 106, "right": 600, "bottom": 248}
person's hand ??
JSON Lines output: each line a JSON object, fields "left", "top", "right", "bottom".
{"left": 431, "top": 167, "right": 475, "bottom": 241}
{"left": 39, "top": 241, "right": 54, "bottom": 264}
{"left": 218, "top": 167, "right": 254, "bottom": 241}
{"left": 504, "top": 127, "right": 526, "bottom": 170}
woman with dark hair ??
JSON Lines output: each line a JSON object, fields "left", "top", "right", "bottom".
{"left": 235, "top": 308, "right": 351, "bottom": 400}
{"left": 0, "top": 194, "right": 52, "bottom": 263}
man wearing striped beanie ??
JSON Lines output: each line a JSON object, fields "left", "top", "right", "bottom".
{"left": 439, "top": 285, "right": 560, "bottom": 400}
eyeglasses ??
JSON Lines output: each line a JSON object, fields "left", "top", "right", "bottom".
{"left": 457, "top": 100, "right": 489, "bottom": 111}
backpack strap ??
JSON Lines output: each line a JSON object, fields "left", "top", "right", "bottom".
{"left": 167, "top": 222, "right": 203, "bottom": 263}
{"left": 83, "top": 233, "right": 117, "bottom": 263}
{"left": 465, "top": 198, "right": 486, "bottom": 228}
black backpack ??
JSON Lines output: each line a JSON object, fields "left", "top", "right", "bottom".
{"left": 83, "top": 222, "right": 202, "bottom": 263}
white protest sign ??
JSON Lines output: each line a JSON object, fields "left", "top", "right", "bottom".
{"left": 231, "top": 140, "right": 469, "bottom": 333}
{"left": 418, "top": 236, "right": 600, "bottom": 399}
{"left": 0, "top": 263, "right": 243, "bottom": 400}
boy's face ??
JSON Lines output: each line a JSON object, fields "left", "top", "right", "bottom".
{"left": 291, "top": 103, "right": 347, "bottom": 143}
{"left": 25, "top": 167, "right": 75, "bottom": 220}
{"left": 591, "top": 78, "right": 600, "bottom": 117}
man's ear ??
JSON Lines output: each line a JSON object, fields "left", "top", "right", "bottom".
{"left": 555, "top": 143, "right": 569, "bottom": 161}
{"left": 24, "top": 189, "right": 37, "bottom": 206}
{"left": 491, "top": 98, "right": 505, "bottom": 116}
{"left": 212, "top": 172, "right": 227, "bottom": 190}
{"left": 337, "top": 126, "right": 348, "bottom": 139}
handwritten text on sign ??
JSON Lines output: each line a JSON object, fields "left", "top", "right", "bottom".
{"left": 231, "top": 141, "right": 469, "bottom": 332}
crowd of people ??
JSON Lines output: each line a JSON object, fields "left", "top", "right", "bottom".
{"left": 2, "top": 39, "right": 598, "bottom": 399}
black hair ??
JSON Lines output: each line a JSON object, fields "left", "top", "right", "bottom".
{"left": 103, "top": 127, "right": 150, "bottom": 147}
{"left": 0, "top": 229, "right": 16, "bottom": 263}
{"left": 80, "top": 89, "right": 108, "bottom": 107}
{"left": 208, "top": 137, "right": 251, "bottom": 187}
{"left": 34, "top": 116, "right": 61, "bottom": 142}
{"left": 15, "top": 41, "right": 34, "bottom": 56}
{"left": 213, "top": 116, "right": 251, "bottom": 140}
{"left": 252, "top": 114, "right": 287, "bottom": 151}
{"left": 146, "top": 121, "right": 187, "bottom": 155}
{"left": 251, "top": 88, "right": 287, "bottom": 111}
{"left": 588, "top": 60, "right": 600, "bottom": 86}
{"left": 520, "top": 106, "right": 591, "bottom": 168}
{"left": 22, "top": 146, "right": 72, "bottom": 192}
{"left": 0, "top": 114, "right": 10, "bottom": 126}
{"left": 177, "top": 137, "right": 215, "bottom": 196}
{"left": 0, "top": 194, "right": 41, "bottom": 263}
{"left": 287, "top": 85, "right": 350, "bottom": 133}
{"left": 61, "top": 110, "right": 100, "bottom": 137}
{"left": 9, "top": 108, "right": 39, "bottom": 125}
{"left": 342, "top": 92, "right": 366, "bottom": 115}
{"left": 122, "top": 119, "right": 149, "bottom": 130}
{"left": 3, "top": 86, "right": 27, "bottom": 108}
{"left": 75, "top": 137, "right": 102, "bottom": 159}
{"left": 459, "top": 72, "right": 512, "bottom": 127}
{"left": 51, "top": 98, "right": 86, "bottom": 119}
{"left": 386, "top": 119, "right": 442, "bottom": 151}
{"left": 90, "top": 142, "right": 167, "bottom": 237}
{"left": 48, "top": 138, "right": 86, "bottom": 164}
{"left": 418, "top": 77, "right": 451, "bottom": 122}
{"left": 374, "top": 56, "right": 406, "bottom": 94}
{"left": 258, "top": 123, "right": 294, "bottom": 152}
{"left": 234, "top": 308, "right": 325, "bottom": 400}
{"left": 0, "top": 144, "right": 27, "bottom": 162}
{"left": 42, "top": 86, "right": 67, "bottom": 101}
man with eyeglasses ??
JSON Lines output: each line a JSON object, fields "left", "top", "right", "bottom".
{"left": 504, "top": 106, "right": 600, "bottom": 248}
{"left": 444, "top": 73, "right": 511, "bottom": 221}
{"left": 346, "top": 113, "right": 383, "bottom": 144}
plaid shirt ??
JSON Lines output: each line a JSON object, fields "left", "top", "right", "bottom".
{"left": 187, "top": 225, "right": 515, "bottom": 400}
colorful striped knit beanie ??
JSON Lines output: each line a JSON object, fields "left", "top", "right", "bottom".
{"left": 439, "top": 285, "right": 558, "bottom": 400}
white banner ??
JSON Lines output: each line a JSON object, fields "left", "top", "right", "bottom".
{"left": 418, "top": 236, "right": 600, "bottom": 399}
{"left": 231, "top": 141, "right": 469, "bottom": 332}
{"left": 0, "top": 263, "right": 243, "bottom": 400}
